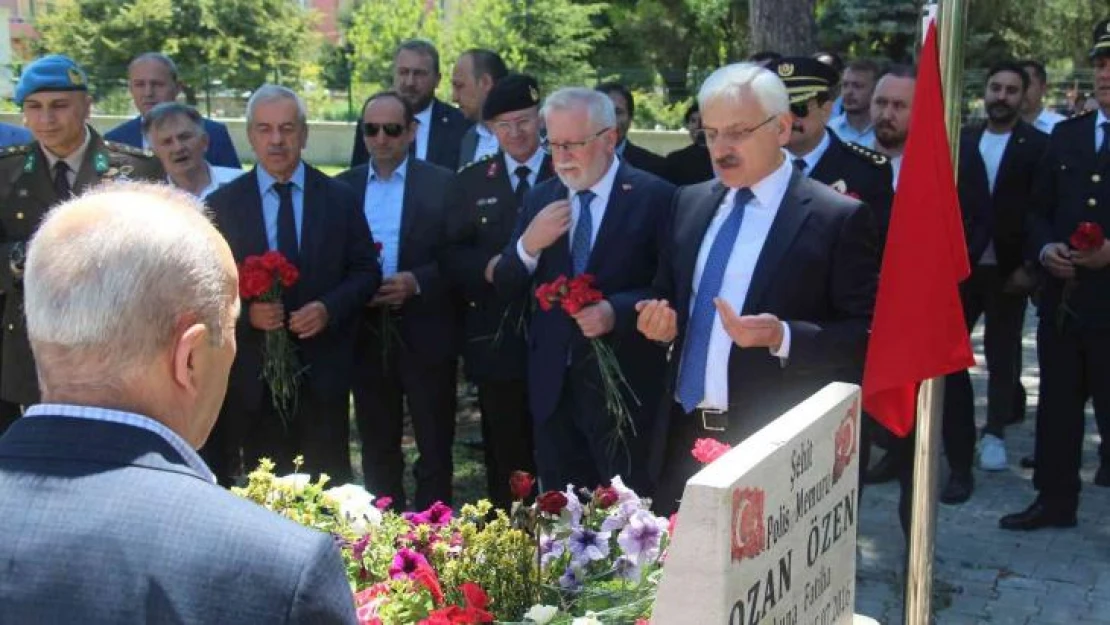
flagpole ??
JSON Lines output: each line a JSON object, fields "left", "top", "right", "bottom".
{"left": 904, "top": 1, "right": 968, "bottom": 623}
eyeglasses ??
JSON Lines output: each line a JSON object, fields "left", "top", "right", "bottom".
{"left": 702, "top": 116, "right": 777, "bottom": 145}
{"left": 491, "top": 116, "right": 537, "bottom": 134}
{"left": 541, "top": 127, "right": 611, "bottom": 154}
{"left": 363, "top": 122, "right": 406, "bottom": 138}
{"left": 790, "top": 102, "right": 810, "bottom": 119}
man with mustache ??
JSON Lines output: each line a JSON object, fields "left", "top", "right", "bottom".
{"left": 105, "top": 52, "right": 240, "bottom": 168}
{"left": 492, "top": 87, "right": 674, "bottom": 493}
{"left": 349, "top": 40, "right": 470, "bottom": 171}
{"left": 939, "top": 62, "right": 1048, "bottom": 505}
{"left": 207, "top": 85, "right": 380, "bottom": 485}
{"left": 870, "top": 65, "right": 915, "bottom": 189}
{"left": 1001, "top": 20, "right": 1110, "bottom": 530}
{"left": 144, "top": 102, "right": 243, "bottom": 199}
{"left": 635, "top": 63, "right": 879, "bottom": 516}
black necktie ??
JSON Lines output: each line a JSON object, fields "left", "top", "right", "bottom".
{"left": 514, "top": 165, "right": 531, "bottom": 206}
{"left": 273, "top": 182, "right": 299, "bottom": 266}
{"left": 792, "top": 158, "right": 807, "bottom": 174}
{"left": 53, "top": 161, "right": 71, "bottom": 199}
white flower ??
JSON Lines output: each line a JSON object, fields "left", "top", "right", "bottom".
{"left": 524, "top": 604, "right": 560, "bottom": 624}
{"left": 572, "top": 613, "right": 604, "bottom": 625}
{"left": 273, "top": 473, "right": 311, "bottom": 491}
{"left": 323, "top": 483, "right": 381, "bottom": 533}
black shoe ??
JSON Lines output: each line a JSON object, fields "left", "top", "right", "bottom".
{"left": 1095, "top": 464, "right": 1110, "bottom": 487}
{"left": 999, "top": 499, "right": 1077, "bottom": 531}
{"left": 864, "top": 452, "right": 900, "bottom": 484}
{"left": 939, "top": 472, "right": 973, "bottom": 505}
{"left": 1020, "top": 455, "right": 1036, "bottom": 469}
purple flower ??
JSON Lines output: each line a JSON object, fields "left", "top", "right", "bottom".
{"left": 617, "top": 509, "right": 668, "bottom": 564}
{"left": 559, "top": 564, "right": 582, "bottom": 591}
{"left": 539, "top": 533, "right": 566, "bottom": 570}
{"left": 614, "top": 555, "right": 642, "bottom": 581}
{"left": 563, "top": 484, "right": 584, "bottom": 527}
{"left": 389, "top": 547, "right": 430, "bottom": 579}
{"left": 410, "top": 501, "right": 453, "bottom": 526}
{"left": 351, "top": 534, "right": 371, "bottom": 560}
{"left": 568, "top": 527, "right": 610, "bottom": 566}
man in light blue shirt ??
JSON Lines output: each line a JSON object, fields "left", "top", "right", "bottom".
{"left": 828, "top": 59, "right": 880, "bottom": 146}
{"left": 0, "top": 121, "right": 31, "bottom": 148}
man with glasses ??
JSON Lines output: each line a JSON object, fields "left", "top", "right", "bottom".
{"left": 492, "top": 87, "right": 675, "bottom": 493}
{"left": 337, "top": 91, "right": 457, "bottom": 510}
{"left": 442, "top": 74, "right": 554, "bottom": 508}
{"left": 634, "top": 63, "right": 880, "bottom": 516}
{"left": 350, "top": 40, "right": 470, "bottom": 171}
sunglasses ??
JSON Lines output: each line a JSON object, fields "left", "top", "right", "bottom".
{"left": 363, "top": 122, "right": 406, "bottom": 138}
{"left": 790, "top": 102, "right": 810, "bottom": 119}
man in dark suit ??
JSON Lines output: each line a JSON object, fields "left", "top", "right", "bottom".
{"left": 664, "top": 103, "right": 715, "bottom": 186}
{"left": 596, "top": 82, "right": 669, "bottom": 179}
{"left": 493, "top": 87, "right": 674, "bottom": 493}
{"left": 636, "top": 62, "right": 879, "bottom": 516}
{"left": 0, "top": 55, "right": 163, "bottom": 418}
{"left": 350, "top": 40, "right": 470, "bottom": 170}
{"left": 452, "top": 49, "right": 508, "bottom": 168}
{"left": 939, "top": 62, "right": 1048, "bottom": 505}
{"left": 336, "top": 91, "right": 457, "bottom": 510}
{"left": 104, "top": 52, "right": 240, "bottom": 168}
{"left": 208, "top": 85, "right": 379, "bottom": 485}
{"left": 442, "top": 74, "right": 553, "bottom": 509}
{"left": 0, "top": 183, "right": 355, "bottom": 623}
{"left": 1001, "top": 21, "right": 1110, "bottom": 531}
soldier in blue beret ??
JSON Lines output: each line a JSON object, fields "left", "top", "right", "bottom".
{"left": 0, "top": 55, "right": 163, "bottom": 423}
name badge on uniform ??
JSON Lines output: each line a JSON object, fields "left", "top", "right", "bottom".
{"left": 477, "top": 197, "right": 499, "bottom": 207}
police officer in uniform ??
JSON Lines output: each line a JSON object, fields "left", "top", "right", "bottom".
{"left": 0, "top": 55, "right": 162, "bottom": 418}
{"left": 1000, "top": 21, "right": 1110, "bottom": 531}
{"left": 440, "top": 74, "right": 554, "bottom": 508}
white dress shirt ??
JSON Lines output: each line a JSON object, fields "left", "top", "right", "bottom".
{"left": 503, "top": 148, "right": 546, "bottom": 192}
{"left": 516, "top": 155, "right": 620, "bottom": 272}
{"left": 413, "top": 103, "right": 433, "bottom": 161}
{"left": 42, "top": 127, "right": 92, "bottom": 187}
{"left": 683, "top": 157, "right": 794, "bottom": 410}
{"left": 890, "top": 155, "right": 904, "bottom": 190}
{"left": 1032, "top": 108, "right": 1065, "bottom": 135}
{"left": 186, "top": 163, "right": 242, "bottom": 199}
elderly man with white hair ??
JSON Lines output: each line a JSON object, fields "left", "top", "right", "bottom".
{"left": 635, "top": 63, "right": 880, "bottom": 516}
{"left": 492, "top": 87, "right": 675, "bottom": 494}
{"left": 0, "top": 183, "right": 357, "bottom": 623}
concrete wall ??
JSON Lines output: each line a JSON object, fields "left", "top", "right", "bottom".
{"left": 0, "top": 112, "right": 693, "bottom": 166}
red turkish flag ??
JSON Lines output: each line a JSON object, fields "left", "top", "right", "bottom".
{"left": 861, "top": 21, "right": 975, "bottom": 437}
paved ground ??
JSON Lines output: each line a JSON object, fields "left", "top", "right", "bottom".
{"left": 854, "top": 309, "right": 1110, "bottom": 624}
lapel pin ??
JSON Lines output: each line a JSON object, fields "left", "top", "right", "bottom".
{"left": 622, "top": 183, "right": 632, "bottom": 191}
{"left": 831, "top": 180, "right": 848, "bottom": 194}
{"left": 17, "top": 189, "right": 27, "bottom": 198}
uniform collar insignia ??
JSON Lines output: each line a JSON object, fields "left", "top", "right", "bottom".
{"left": 94, "top": 151, "right": 110, "bottom": 174}
{"left": 22, "top": 152, "right": 34, "bottom": 173}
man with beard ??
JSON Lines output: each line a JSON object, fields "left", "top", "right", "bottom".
{"left": 938, "top": 62, "right": 1048, "bottom": 505}
{"left": 1001, "top": 21, "right": 1110, "bottom": 530}
{"left": 1019, "top": 60, "right": 1066, "bottom": 135}
{"left": 829, "top": 59, "right": 880, "bottom": 146}
{"left": 870, "top": 65, "right": 915, "bottom": 188}
{"left": 349, "top": 40, "right": 469, "bottom": 170}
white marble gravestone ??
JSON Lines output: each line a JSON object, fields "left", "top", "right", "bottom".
{"left": 653, "top": 382, "right": 872, "bottom": 625}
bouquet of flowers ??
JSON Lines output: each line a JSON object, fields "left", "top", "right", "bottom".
{"left": 238, "top": 250, "right": 303, "bottom": 425}
{"left": 535, "top": 274, "right": 640, "bottom": 451}
{"left": 1057, "top": 221, "right": 1106, "bottom": 330}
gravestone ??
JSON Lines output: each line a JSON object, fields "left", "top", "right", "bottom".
{"left": 653, "top": 382, "right": 876, "bottom": 625}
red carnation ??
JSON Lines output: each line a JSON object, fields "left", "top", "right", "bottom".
{"left": 509, "top": 471, "right": 535, "bottom": 501}
{"left": 691, "top": 437, "right": 733, "bottom": 464}
{"left": 278, "top": 263, "right": 299, "bottom": 288}
{"left": 594, "top": 485, "right": 619, "bottom": 509}
{"left": 536, "top": 490, "right": 568, "bottom": 515}
{"left": 260, "top": 250, "right": 283, "bottom": 271}
{"left": 1069, "top": 221, "right": 1106, "bottom": 252}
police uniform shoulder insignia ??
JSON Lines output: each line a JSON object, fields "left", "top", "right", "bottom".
{"left": 1061, "top": 108, "right": 1095, "bottom": 124}
{"left": 0, "top": 144, "right": 30, "bottom": 159}
{"left": 104, "top": 140, "right": 155, "bottom": 159}
{"left": 845, "top": 141, "right": 889, "bottom": 166}
{"left": 457, "top": 152, "right": 497, "bottom": 174}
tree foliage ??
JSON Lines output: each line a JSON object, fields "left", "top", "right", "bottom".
{"left": 32, "top": 0, "right": 318, "bottom": 103}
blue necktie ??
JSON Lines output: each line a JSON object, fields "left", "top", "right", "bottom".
{"left": 273, "top": 182, "right": 300, "bottom": 266}
{"left": 676, "top": 188, "right": 755, "bottom": 413}
{"left": 571, "top": 190, "right": 595, "bottom": 275}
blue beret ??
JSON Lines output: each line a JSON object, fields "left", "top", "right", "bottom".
{"left": 15, "top": 55, "right": 89, "bottom": 105}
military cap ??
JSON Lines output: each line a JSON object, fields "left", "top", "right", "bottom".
{"left": 14, "top": 55, "right": 89, "bottom": 105}
{"left": 769, "top": 57, "right": 840, "bottom": 105}
{"left": 1091, "top": 18, "right": 1110, "bottom": 59}
{"left": 482, "top": 73, "right": 541, "bottom": 121}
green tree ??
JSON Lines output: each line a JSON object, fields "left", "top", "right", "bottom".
{"left": 32, "top": 0, "right": 318, "bottom": 104}
{"left": 816, "top": 0, "right": 919, "bottom": 63}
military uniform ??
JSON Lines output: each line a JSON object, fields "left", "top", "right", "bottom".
{"left": 808, "top": 132, "right": 894, "bottom": 242}
{"left": 0, "top": 130, "right": 163, "bottom": 405}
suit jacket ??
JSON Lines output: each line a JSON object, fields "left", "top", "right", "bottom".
{"left": 808, "top": 131, "right": 895, "bottom": 244}
{"left": 105, "top": 115, "right": 241, "bottom": 168}
{"left": 350, "top": 99, "right": 470, "bottom": 170}
{"left": 442, "top": 152, "right": 556, "bottom": 380}
{"left": 336, "top": 159, "right": 458, "bottom": 363}
{"left": 957, "top": 121, "right": 1048, "bottom": 276}
{"left": 663, "top": 142, "right": 714, "bottom": 186}
{"left": 621, "top": 141, "right": 668, "bottom": 179}
{"left": 647, "top": 171, "right": 879, "bottom": 468}
{"left": 0, "top": 415, "right": 356, "bottom": 624}
{"left": 1029, "top": 110, "right": 1110, "bottom": 329}
{"left": 0, "top": 128, "right": 164, "bottom": 405}
{"left": 493, "top": 161, "right": 675, "bottom": 422}
{"left": 209, "top": 165, "right": 380, "bottom": 410}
